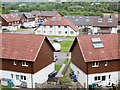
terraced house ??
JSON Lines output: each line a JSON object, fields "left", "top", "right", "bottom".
{"left": 35, "top": 17, "right": 80, "bottom": 36}
{"left": 92, "top": 17, "right": 118, "bottom": 34}
{"left": 0, "top": 33, "right": 55, "bottom": 88}
{"left": 70, "top": 34, "right": 120, "bottom": 88}
{"left": 64, "top": 16, "right": 100, "bottom": 35}
{"left": 1, "top": 14, "right": 21, "bottom": 31}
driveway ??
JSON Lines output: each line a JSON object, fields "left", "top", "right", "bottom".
{"left": 54, "top": 52, "right": 71, "bottom": 65}
{"left": 9, "top": 28, "right": 35, "bottom": 34}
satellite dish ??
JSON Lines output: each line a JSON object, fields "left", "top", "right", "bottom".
{"left": 52, "top": 43, "right": 61, "bottom": 52}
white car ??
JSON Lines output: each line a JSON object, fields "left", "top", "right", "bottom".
{"left": 53, "top": 38, "right": 62, "bottom": 43}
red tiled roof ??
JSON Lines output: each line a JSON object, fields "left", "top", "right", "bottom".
{"left": 42, "top": 17, "right": 79, "bottom": 32}
{"left": 1, "top": 14, "right": 20, "bottom": 22}
{"left": 110, "top": 14, "right": 118, "bottom": 18}
{"left": 70, "top": 34, "right": 119, "bottom": 62}
{"left": 1, "top": 33, "right": 47, "bottom": 61}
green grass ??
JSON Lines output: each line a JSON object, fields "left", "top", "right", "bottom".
{"left": 47, "top": 35, "right": 64, "bottom": 37}
{"left": 60, "top": 40, "right": 73, "bottom": 53}
{"left": 103, "top": 13, "right": 110, "bottom": 17}
{"left": 60, "top": 75, "right": 72, "bottom": 84}
{"left": 66, "top": 36, "right": 75, "bottom": 38}
{"left": 11, "top": 29, "right": 28, "bottom": 32}
{"left": 30, "top": 32, "right": 35, "bottom": 34}
{"left": 55, "top": 65, "right": 62, "bottom": 72}
{"left": 64, "top": 58, "right": 69, "bottom": 64}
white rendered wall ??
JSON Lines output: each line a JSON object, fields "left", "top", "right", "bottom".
{"left": 35, "top": 25, "right": 79, "bottom": 36}
{"left": 111, "top": 27, "right": 118, "bottom": 33}
{"left": 32, "top": 63, "right": 54, "bottom": 88}
{"left": 88, "top": 71, "right": 120, "bottom": 86}
{"left": 0, "top": 63, "right": 54, "bottom": 88}
{"left": 2, "top": 24, "right": 21, "bottom": 31}
{"left": 92, "top": 27, "right": 98, "bottom": 34}
{"left": 71, "top": 63, "right": 87, "bottom": 88}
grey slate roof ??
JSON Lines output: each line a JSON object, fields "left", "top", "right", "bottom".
{"left": 38, "top": 11, "right": 58, "bottom": 17}
{"left": 23, "top": 12, "right": 35, "bottom": 19}
{"left": 64, "top": 16, "right": 100, "bottom": 26}
{"left": 31, "top": 10, "right": 40, "bottom": 16}
{"left": 14, "top": 13, "right": 24, "bottom": 19}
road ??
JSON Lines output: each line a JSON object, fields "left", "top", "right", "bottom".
{"left": 48, "top": 37, "right": 74, "bottom": 42}
{"left": 54, "top": 52, "right": 71, "bottom": 65}
{"left": 9, "top": 28, "right": 35, "bottom": 34}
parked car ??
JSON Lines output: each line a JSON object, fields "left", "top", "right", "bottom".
{"left": 53, "top": 55, "right": 58, "bottom": 62}
{"left": 20, "top": 26, "right": 27, "bottom": 29}
{"left": 2, "top": 28, "right": 10, "bottom": 32}
{"left": 53, "top": 38, "right": 62, "bottom": 43}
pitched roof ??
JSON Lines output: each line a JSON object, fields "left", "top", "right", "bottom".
{"left": 110, "top": 14, "right": 118, "bottom": 18}
{"left": 70, "top": 34, "right": 119, "bottom": 62}
{"left": 1, "top": 14, "right": 20, "bottom": 22}
{"left": 20, "top": 12, "right": 35, "bottom": 19}
{"left": 41, "top": 17, "right": 79, "bottom": 32}
{"left": 31, "top": 10, "right": 40, "bottom": 16}
{"left": 64, "top": 16, "right": 100, "bottom": 26}
{"left": 93, "top": 17, "right": 118, "bottom": 27}
{"left": 38, "top": 11, "right": 58, "bottom": 17}
{"left": 1, "top": 33, "right": 54, "bottom": 62}
{"left": 11, "top": 13, "right": 25, "bottom": 19}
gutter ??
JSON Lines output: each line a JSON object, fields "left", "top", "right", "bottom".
{"left": 31, "top": 62, "right": 33, "bottom": 88}
{"left": 87, "top": 63, "right": 88, "bottom": 88}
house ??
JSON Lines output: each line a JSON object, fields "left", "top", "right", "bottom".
{"left": 38, "top": 11, "right": 62, "bottom": 22}
{"left": 22, "top": 12, "right": 35, "bottom": 28}
{"left": 64, "top": 16, "right": 100, "bottom": 35}
{"left": 35, "top": 17, "right": 80, "bottom": 36}
{"left": 0, "top": 33, "right": 55, "bottom": 88}
{"left": 31, "top": 10, "right": 40, "bottom": 22}
{"left": 92, "top": 17, "right": 118, "bottom": 34}
{"left": 1, "top": 14, "right": 21, "bottom": 31}
{"left": 70, "top": 34, "right": 120, "bottom": 88}
{"left": 13, "top": 13, "right": 27, "bottom": 27}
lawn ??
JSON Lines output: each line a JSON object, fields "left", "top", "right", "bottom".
{"left": 11, "top": 29, "right": 28, "bottom": 32}
{"left": 47, "top": 35, "right": 64, "bottom": 38}
{"left": 64, "top": 58, "right": 69, "bottom": 64}
{"left": 55, "top": 65, "right": 62, "bottom": 72}
{"left": 30, "top": 32, "right": 35, "bottom": 34}
{"left": 60, "top": 40, "right": 73, "bottom": 53}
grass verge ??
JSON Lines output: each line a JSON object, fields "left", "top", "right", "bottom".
{"left": 11, "top": 29, "right": 28, "bottom": 32}
{"left": 55, "top": 65, "right": 62, "bottom": 72}
{"left": 64, "top": 58, "right": 69, "bottom": 64}
{"left": 60, "top": 40, "right": 73, "bottom": 53}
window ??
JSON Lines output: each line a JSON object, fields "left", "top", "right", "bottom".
{"left": 16, "top": 75, "right": 19, "bottom": 80}
{"left": 44, "top": 31, "right": 45, "bottom": 33}
{"left": 98, "top": 76, "right": 100, "bottom": 80}
{"left": 58, "top": 31, "right": 62, "bottom": 34}
{"left": 64, "top": 26, "right": 67, "bottom": 28}
{"left": 22, "top": 61, "right": 28, "bottom": 67}
{"left": 21, "top": 76, "right": 23, "bottom": 80}
{"left": 14, "top": 60, "right": 16, "bottom": 65}
{"left": 17, "top": 21, "right": 19, "bottom": 23}
{"left": 92, "top": 62, "right": 99, "bottom": 67}
{"left": 9, "top": 22, "right": 11, "bottom": 25}
{"left": 105, "top": 61, "right": 107, "bottom": 66}
{"left": 49, "top": 31, "right": 52, "bottom": 34}
{"left": 65, "top": 31, "right": 67, "bottom": 34}
{"left": 94, "top": 76, "right": 97, "bottom": 81}
{"left": 24, "top": 76, "right": 26, "bottom": 80}
{"left": 86, "top": 19, "right": 90, "bottom": 22}
{"left": 109, "top": 75, "right": 111, "bottom": 79}
{"left": 102, "top": 76, "right": 106, "bottom": 81}
{"left": 15, "top": 21, "right": 16, "bottom": 24}
{"left": 50, "top": 26, "right": 53, "bottom": 28}
{"left": 58, "top": 26, "right": 61, "bottom": 28}
{"left": 70, "top": 31, "right": 74, "bottom": 34}
{"left": 11, "top": 74, "right": 13, "bottom": 78}
{"left": 44, "top": 25, "right": 46, "bottom": 28}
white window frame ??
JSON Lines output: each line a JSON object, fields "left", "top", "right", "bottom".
{"left": 92, "top": 62, "right": 99, "bottom": 67}
{"left": 58, "top": 31, "right": 62, "bottom": 34}
{"left": 70, "top": 31, "right": 74, "bottom": 34}
{"left": 16, "top": 75, "right": 19, "bottom": 80}
{"left": 105, "top": 61, "right": 107, "bottom": 66}
{"left": 22, "top": 61, "right": 28, "bottom": 67}
{"left": 14, "top": 60, "right": 16, "bottom": 65}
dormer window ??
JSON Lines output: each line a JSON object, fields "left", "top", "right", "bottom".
{"left": 92, "top": 61, "right": 99, "bottom": 67}
{"left": 22, "top": 61, "right": 28, "bottom": 67}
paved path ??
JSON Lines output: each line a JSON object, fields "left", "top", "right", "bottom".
{"left": 48, "top": 37, "right": 74, "bottom": 42}
{"left": 54, "top": 52, "right": 71, "bottom": 65}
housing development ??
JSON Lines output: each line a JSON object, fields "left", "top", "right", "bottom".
{"left": 0, "top": 1, "right": 120, "bottom": 89}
